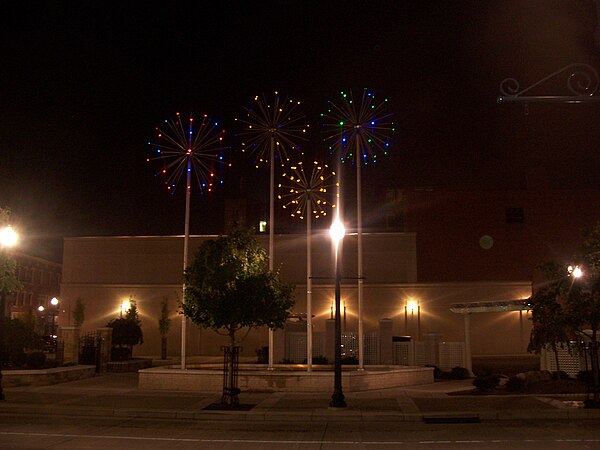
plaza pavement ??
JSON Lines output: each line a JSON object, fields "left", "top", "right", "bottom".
{"left": 0, "top": 371, "right": 598, "bottom": 423}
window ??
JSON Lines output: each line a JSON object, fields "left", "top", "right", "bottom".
{"left": 506, "top": 207, "right": 524, "bottom": 224}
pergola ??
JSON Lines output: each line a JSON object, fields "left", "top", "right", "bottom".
{"left": 450, "top": 299, "right": 530, "bottom": 374}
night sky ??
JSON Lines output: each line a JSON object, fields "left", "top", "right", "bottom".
{"left": 2, "top": 1, "right": 600, "bottom": 261}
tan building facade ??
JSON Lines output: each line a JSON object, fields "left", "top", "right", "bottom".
{"left": 59, "top": 232, "right": 531, "bottom": 361}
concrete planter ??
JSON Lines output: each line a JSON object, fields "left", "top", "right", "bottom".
{"left": 2, "top": 365, "right": 96, "bottom": 388}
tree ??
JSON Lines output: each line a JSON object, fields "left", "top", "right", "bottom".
{"left": 107, "top": 300, "right": 143, "bottom": 361}
{"left": 0, "top": 207, "right": 21, "bottom": 400}
{"left": 527, "top": 262, "right": 570, "bottom": 378}
{"left": 529, "top": 222, "right": 600, "bottom": 406}
{"left": 73, "top": 297, "right": 85, "bottom": 328}
{"left": 158, "top": 297, "right": 171, "bottom": 360}
{"left": 566, "top": 222, "right": 600, "bottom": 406}
{"left": 182, "top": 228, "right": 295, "bottom": 405}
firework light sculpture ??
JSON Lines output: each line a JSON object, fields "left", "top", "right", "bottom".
{"left": 279, "top": 161, "right": 338, "bottom": 371}
{"left": 236, "top": 92, "right": 308, "bottom": 368}
{"left": 147, "top": 112, "right": 227, "bottom": 369}
{"left": 321, "top": 89, "right": 394, "bottom": 369}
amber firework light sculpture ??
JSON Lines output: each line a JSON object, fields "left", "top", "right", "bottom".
{"left": 237, "top": 92, "right": 308, "bottom": 369}
{"left": 279, "top": 160, "right": 338, "bottom": 371}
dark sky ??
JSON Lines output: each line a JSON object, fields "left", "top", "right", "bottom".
{"left": 2, "top": 1, "right": 600, "bottom": 261}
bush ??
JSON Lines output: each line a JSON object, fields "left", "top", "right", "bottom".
{"left": 110, "top": 346, "right": 131, "bottom": 361}
{"left": 551, "top": 370, "right": 570, "bottom": 380}
{"left": 426, "top": 365, "right": 443, "bottom": 380}
{"left": 256, "top": 346, "right": 268, "bottom": 364}
{"left": 450, "top": 366, "right": 470, "bottom": 380}
{"left": 341, "top": 355, "right": 358, "bottom": 365}
{"left": 11, "top": 351, "right": 27, "bottom": 368}
{"left": 505, "top": 375, "right": 526, "bottom": 392}
{"left": 577, "top": 370, "right": 593, "bottom": 383}
{"left": 302, "top": 355, "right": 328, "bottom": 364}
{"left": 473, "top": 375, "right": 500, "bottom": 392}
{"left": 26, "top": 351, "right": 46, "bottom": 369}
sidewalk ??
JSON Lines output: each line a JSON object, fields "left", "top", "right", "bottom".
{"left": 0, "top": 372, "right": 598, "bottom": 423}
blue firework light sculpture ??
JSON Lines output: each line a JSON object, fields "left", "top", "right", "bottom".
{"left": 147, "top": 112, "right": 227, "bottom": 194}
{"left": 278, "top": 160, "right": 338, "bottom": 220}
{"left": 236, "top": 91, "right": 309, "bottom": 167}
{"left": 322, "top": 89, "right": 394, "bottom": 165}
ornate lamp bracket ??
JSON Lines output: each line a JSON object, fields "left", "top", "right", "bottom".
{"left": 498, "top": 63, "right": 600, "bottom": 104}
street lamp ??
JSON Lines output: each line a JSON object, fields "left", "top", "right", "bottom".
{"left": 0, "top": 223, "right": 18, "bottom": 401}
{"left": 329, "top": 218, "right": 346, "bottom": 408}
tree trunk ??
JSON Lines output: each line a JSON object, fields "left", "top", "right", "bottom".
{"left": 590, "top": 329, "right": 599, "bottom": 406}
{"left": 551, "top": 343, "right": 561, "bottom": 379}
{"left": 161, "top": 336, "right": 167, "bottom": 360}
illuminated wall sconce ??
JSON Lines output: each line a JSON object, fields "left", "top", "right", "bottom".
{"left": 404, "top": 298, "right": 421, "bottom": 340}
{"left": 121, "top": 298, "right": 132, "bottom": 318}
{"left": 259, "top": 220, "right": 267, "bottom": 233}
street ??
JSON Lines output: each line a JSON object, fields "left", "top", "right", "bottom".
{"left": 0, "top": 414, "right": 598, "bottom": 449}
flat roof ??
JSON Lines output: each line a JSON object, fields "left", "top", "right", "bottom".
{"left": 450, "top": 299, "right": 530, "bottom": 314}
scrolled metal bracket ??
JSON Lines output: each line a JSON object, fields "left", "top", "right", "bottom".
{"left": 498, "top": 63, "right": 600, "bottom": 104}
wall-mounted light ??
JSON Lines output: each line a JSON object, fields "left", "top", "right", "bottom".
{"left": 121, "top": 299, "right": 131, "bottom": 317}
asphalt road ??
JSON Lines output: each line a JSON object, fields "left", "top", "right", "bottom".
{"left": 0, "top": 414, "right": 598, "bottom": 449}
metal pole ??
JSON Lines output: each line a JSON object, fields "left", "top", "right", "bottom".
{"left": 268, "top": 135, "right": 275, "bottom": 370}
{"left": 181, "top": 149, "right": 192, "bottom": 370}
{"left": 356, "top": 140, "right": 364, "bottom": 370}
{"left": 306, "top": 202, "right": 312, "bottom": 372}
{"left": 330, "top": 240, "right": 346, "bottom": 408}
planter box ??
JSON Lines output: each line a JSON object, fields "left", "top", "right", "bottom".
{"left": 2, "top": 365, "right": 96, "bottom": 387}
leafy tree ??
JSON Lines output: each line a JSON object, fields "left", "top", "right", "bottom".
{"left": 182, "top": 228, "right": 295, "bottom": 404}
{"left": 158, "top": 297, "right": 171, "bottom": 360}
{"left": 527, "top": 262, "right": 570, "bottom": 378}
{"left": 566, "top": 222, "right": 600, "bottom": 406}
{"left": 107, "top": 300, "right": 143, "bottom": 360}
{"left": 529, "top": 222, "right": 600, "bottom": 406}
{"left": 1, "top": 207, "right": 22, "bottom": 399}
{"left": 73, "top": 297, "right": 85, "bottom": 328}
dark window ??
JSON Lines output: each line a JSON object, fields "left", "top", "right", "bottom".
{"left": 506, "top": 207, "right": 525, "bottom": 223}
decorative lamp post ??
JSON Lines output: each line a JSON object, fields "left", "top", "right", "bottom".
{"left": 0, "top": 222, "right": 18, "bottom": 401}
{"left": 329, "top": 217, "right": 346, "bottom": 408}
{"left": 50, "top": 297, "right": 59, "bottom": 337}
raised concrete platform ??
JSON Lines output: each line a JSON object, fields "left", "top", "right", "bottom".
{"left": 139, "top": 364, "right": 434, "bottom": 392}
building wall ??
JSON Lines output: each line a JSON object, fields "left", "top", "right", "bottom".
{"left": 399, "top": 188, "right": 600, "bottom": 283}
{"left": 8, "top": 252, "right": 61, "bottom": 319}
{"left": 59, "top": 233, "right": 530, "bottom": 359}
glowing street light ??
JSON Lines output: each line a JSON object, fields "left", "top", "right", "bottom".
{"left": 0, "top": 226, "right": 18, "bottom": 248}
{"left": 329, "top": 217, "right": 346, "bottom": 408}
{"left": 568, "top": 265, "right": 583, "bottom": 278}
{"left": 0, "top": 221, "right": 18, "bottom": 401}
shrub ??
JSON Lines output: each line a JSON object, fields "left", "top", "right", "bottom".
{"left": 505, "top": 375, "right": 526, "bottom": 392}
{"left": 26, "top": 351, "right": 46, "bottom": 369}
{"left": 551, "top": 370, "right": 570, "bottom": 380}
{"left": 256, "top": 346, "right": 268, "bottom": 364}
{"left": 302, "top": 355, "right": 328, "bottom": 364}
{"left": 473, "top": 374, "right": 500, "bottom": 392}
{"left": 426, "top": 365, "right": 443, "bottom": 380}
{"left": 577, "top": 370, "right": 593, "bottom": 383}
{"left": 450, "top": 366, "right": 470, "bottom": 380}
{"left": 110, "top": 346, "right": 131, "bottom": 362}
{"left": 341, "top": 355, "right": 358, "bottom": 365}
{"left": 11, "top": 351, "right": 27, "bottom": 368}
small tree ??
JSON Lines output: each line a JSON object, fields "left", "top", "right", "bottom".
{"left": 73, "top": 297, "right": 85, "bottom": 328}
{"left": 182, "top": 228, "right": 295, "bottom": 405}
{"left": 158, "top": 297, "right": 171, "bottom": 360}
{"left": 566, "top": 222, "right": 600, "bottom": 406}
{"left": 107, "top": 301, "right": 143, "bottom": 360}
{"left": 527, "top": 262, "right": 570, "bottom": 378}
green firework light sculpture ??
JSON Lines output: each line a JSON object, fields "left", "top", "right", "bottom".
{"left": 321, "top": 88, "right": 394, "bottom": 370}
